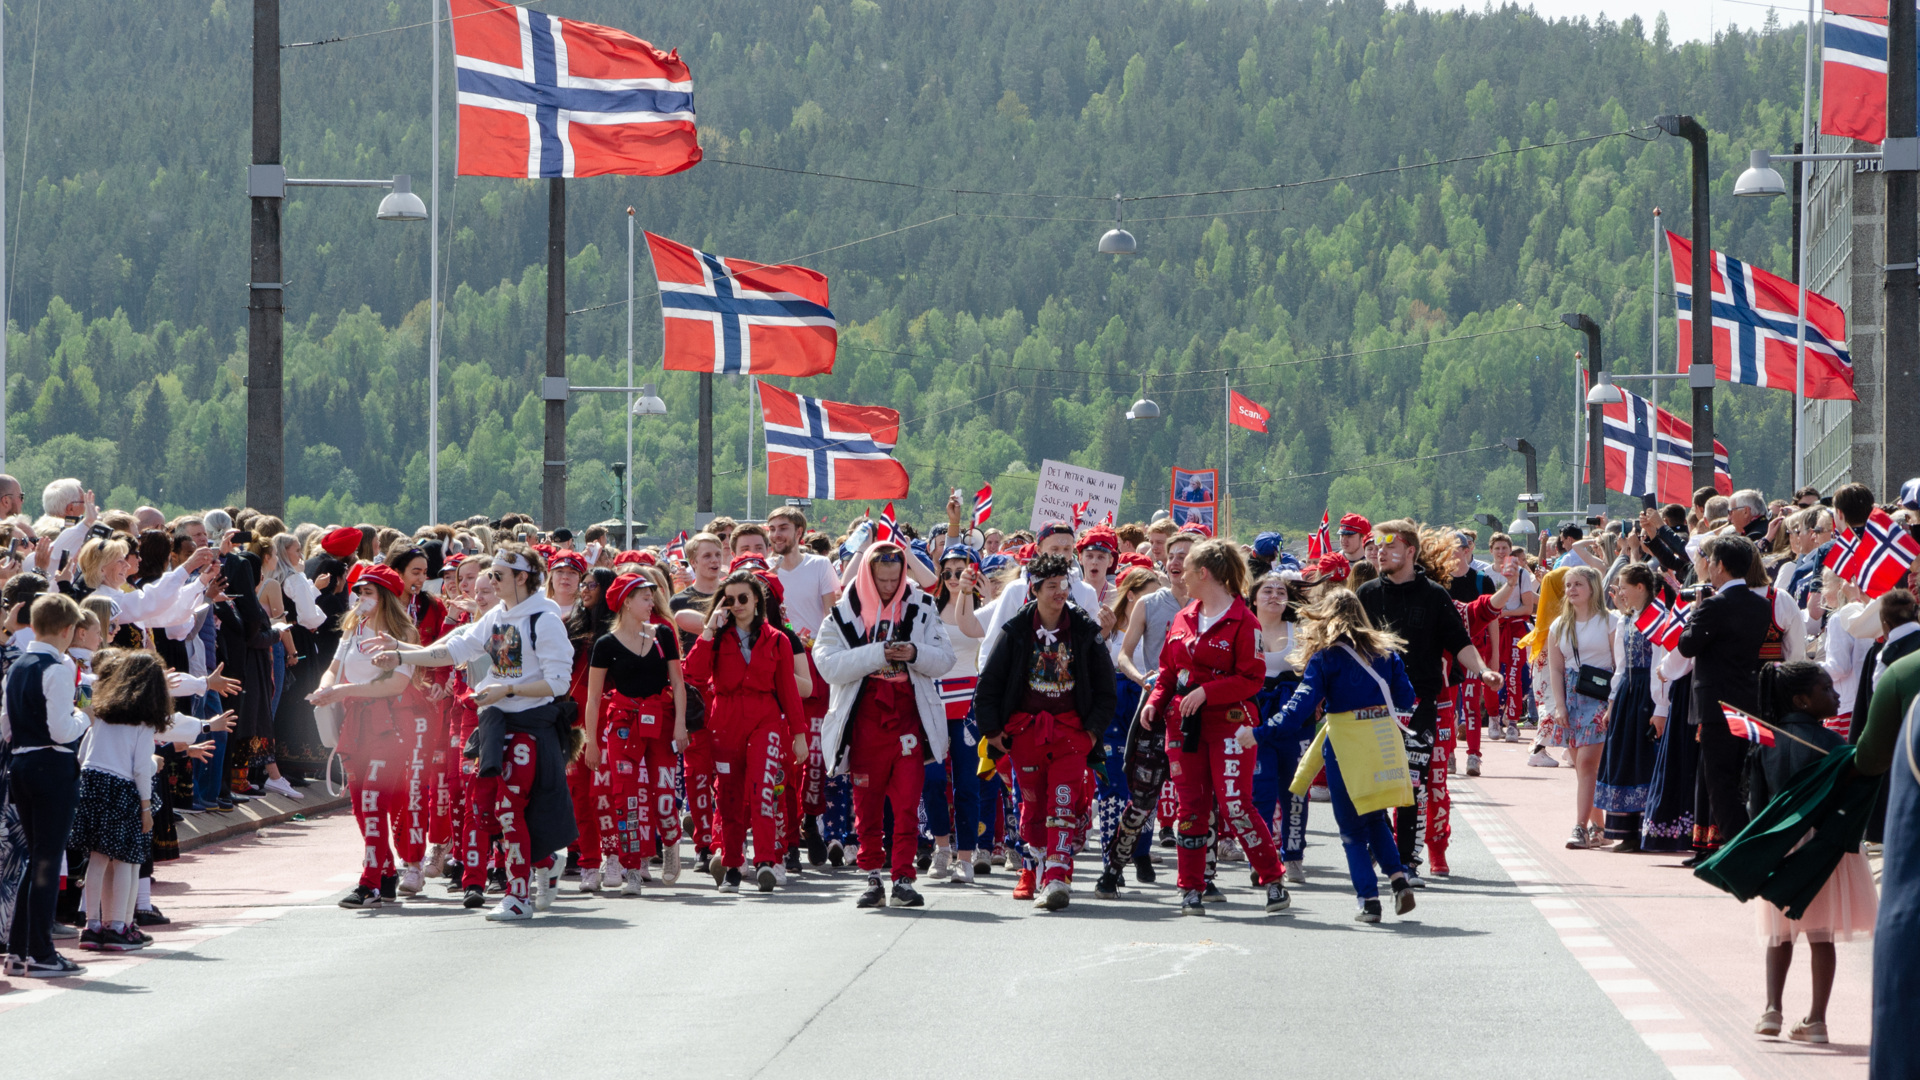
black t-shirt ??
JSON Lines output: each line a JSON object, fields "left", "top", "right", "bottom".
{"left": 590, "top": 626, "right": 680, "bottom": 699}
{"left": 1358, "top": 571, "right": 1472, "bottom": 700}
{"left": 1447, "top": 568, "right": 1496, "bottom": 605}
{"left": 670, "top": 585, "right": 713, "bottom": 653}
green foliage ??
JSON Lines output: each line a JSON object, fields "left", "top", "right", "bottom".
{"left": 0, "top": 2, "right": 1811, "bottom": 535}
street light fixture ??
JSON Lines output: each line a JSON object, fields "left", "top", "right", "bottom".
{"left": 630, "top": 384, "right": 668, "bottom": 417}
{"left": 1732, "top": 149, "right": 1788, "bottom": 198}
{"left": 1585, "top": 370, "right": 1625, "bottom": 406}
{"left": 1098, "top": 193, "right": 1137, "bottom": 255}
{"left": 375, "top": 174, "right": 429, "bottom": 221}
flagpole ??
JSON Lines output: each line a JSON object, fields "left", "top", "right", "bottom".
{"left": 1, "top": 0, "right": 8, "bottom": 473}
{"left": 624, "top": 207, "right": 634, "bottom": 549}
{"left": 1792, "top": 0, "right": 1816, "bottom": 490}
{"left": 1651, "top": 207, "right": 1661, "bottom": 379}
{"left": 747, "top": 378, "right": 756, "bottom": 521}
{"left": 1223, "top": 376, "right": 1231, "bottom": 539}
{"left": 427, "top": 0, "right": 442, "bottom": 526}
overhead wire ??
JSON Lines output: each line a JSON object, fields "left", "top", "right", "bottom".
{"left": 1224, "top": 444, "right": 1505, "bottom": 489}
{"left": 284, "top": 0, "right": 553, "bottom": 48}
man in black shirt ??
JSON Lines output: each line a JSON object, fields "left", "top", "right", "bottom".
{"left": 667, "top": 531, "right": 725, "bottom": 872}
{"left": 1357, "top": 520, "right": 1503, "bottom": 883}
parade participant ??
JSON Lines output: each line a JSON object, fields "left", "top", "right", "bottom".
{"left": 670, "top": 532, "right": 726, "bottom": 872}
{"left": 1446, "top": 531, "right": 1498, "bottom": 776}
{"left": 1488, "top": 533, "right": 1537, "bottom": 743}
{"left": 815, "top": 542, "right": 954, "bottom": 908}
{"left": 372, "top": 542, "right": 577, "bottom": 922}
{"left": 383, "top": 544, "right": 448, "bottom": 896}
{"left": 1102, "top": 531, "right": 1197, "bottom": 878}
{"left": 1357, "top": 520, "right": 1501, "bottom": 884}
{"left": 976, "top": 552, "right": 1115, "bottom": 911}
{"left": 681, "top": 571, "right": 806, "bottom": 894}
{"left": 769, "top": 505, "right": 841, "bottom": 865}
{"left": 974, "top": 523, "right": 1101, "bottom": 664}
{"left": 1145, "top": 518, "right": 1174, "bottom": 566}
{"left": 1595, "top": 564, "right": 1664, "bottom": 851}
{"left": 565, "top": 567, "right": 618, "bottom": 890}
{"left": 546, "top": 548, "right": 586, "bottom": 611}
{"left": 735, "top": 556, "right": 818, "bottom": 876}
{"left": 582, "top": 569, "right": 686, "bottom": 895}
{"left": 309, "top": 562, "right": 420, "bottom": 910}
{"left": 1076, "top": 525, "right": 1120, "bottom": 605}
{"left": 924, "top": 544, "right": 985, "bottom": 882}
{"left": 1090, "top": 565, "right": 1162, "bottom": 899}
{"left": 1267, "top": 588, "right": 1419, "bottom": 922}
{"left": 1250, "top": 568, "right": 1310, "bottom": 886}
{"left": 1140, "top": 539, "right": 1289, "bottom": 917}
{"left": 1337, "top": 513, "right": 1371, "bottom": 563}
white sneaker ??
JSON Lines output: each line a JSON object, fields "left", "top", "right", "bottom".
{"left": 1308, "top": 785, "right": 1331, "bottom": 803}
{"left": 929, "top": 847, "right": 953, "bottom": 880}
{"left": 263, "top": 776, "right": 303, "bottom": 800}
{"left": 1284, "top": 862, "right": 1305, "bottom": 885}
{"left": 533, "top": 872, "right": 555, "bottom": 911}
{"left": 579, "top": 868, "right": 602, "bottom": 893}
{"left": 757, "top": 864, "right": 778, "bottom": 892}
{"left": 398, "top": 864, "right": 425, "bottom": 896}
{"left": 1526, "top": 749, "right": 1560, "bottom": 768}
{"left": 1035, "top": 879, "right": 1070, "bottom": 911}
{"left": 952, "top": 855, "right": 975, "bottom": 884}
{"left": 1503, "top": 724, "right": 1521, "bottom": 743}
{"left": 485, "top": 895, "right": 532, "bottom": 921}
{"left": 604, "top": 856, "right": 624, "bottom": 887}
{"left": 661, "top": 844, "right": 682, "bottom": 884}
{"left": 1402, "top": 871, "right": 1427, "bottom": 889}
{"left": 423, "top": 843, "right": 448, "bottom": 878}
{"left": 1464, "top": 755, "right": 1482, "bottom": 778}
{"left": 1448, "top": 754, "right": 1459, "bottom": 775}
{"left": 621, "top": 869, "right": 643, "bottom": 897}
{"left": 770, "top": 862, "right": 789, "bottom": 887}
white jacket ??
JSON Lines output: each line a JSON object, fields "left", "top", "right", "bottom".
{"left": 813, "top": 581, "right": 956, "bottom": 774}
{"left": 440, "top": 593, "right": 573, "bottom": 710}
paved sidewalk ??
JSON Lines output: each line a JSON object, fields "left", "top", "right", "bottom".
{"left": 1456, "top": 736, "right": 1874, "bottom": 1080}
{"left": 175, "top": 784, "right": 345, "bottom": 851}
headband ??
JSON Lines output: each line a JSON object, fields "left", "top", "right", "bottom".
{"left": 496, "top": 551, "right": 537, "bottom": 574}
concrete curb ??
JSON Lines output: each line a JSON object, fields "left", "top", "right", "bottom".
{"left": 177, "top": 788, "right": 348, "bottom": 852}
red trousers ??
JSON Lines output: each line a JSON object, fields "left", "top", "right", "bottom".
{"left": 426, "top": 698, "right": 460, "bottom": 846}
{"left": 395, "top": 703, "right": 436, "bottom": 865}
{"left": 1453, "top": 681, "right": 1483, "bottom": 757}
{"left": 1166, "top": 714, "right": 1284, "bottom": 890}
{"left": 596, "top": 693, "right": 681, "bottom": 861}
{"left": 1008, "top": 712, "right": 1093, "bottom": 885}
{"left": 711, "top": 719, "right": 785, "bottom": 869}
{"left": 683, "top": 727, "right": 716, "bottom": 851}
{"left": 1429, "top": 696, "right": 1458, "bottom": 873}
{"left": 339, "top": 698, "right": 414, "bottom": 888}
{"left": 781, "top": 705, "right": 827, "bottom": 851}
{"left": 481, "top": 732, "right": 541, "bottom": 901}
{"left": 1498, "top": 617, "right": 1531, "bottom": 726}
{"left": 568, "top": 751, "right": 607, "bottom": 869}
{"left": 847, "top": 706, "right": 925, "bottom": 882}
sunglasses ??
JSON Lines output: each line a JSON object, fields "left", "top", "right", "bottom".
{"left": 872, "top": 552, "right": 904, "bottom": 565}
{"left": 719, "top": 592, "right": 754, "bottom": 607}
{"left": 941, "top": 567, "right": 967, "bottom": 578}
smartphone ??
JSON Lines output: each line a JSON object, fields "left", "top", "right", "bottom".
{"left": 1640, "top": 492, "right": 1660, "bottom": 511}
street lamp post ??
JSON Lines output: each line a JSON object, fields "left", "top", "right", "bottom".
{"left": 1654, "top": 114, "right": 1719, "bottom": 497}
{"left": 1502, "top": 437, "right": 1540, "bottom": 555}
{"left": 1561, "top": 313, "right": 1614, "bottom": 521}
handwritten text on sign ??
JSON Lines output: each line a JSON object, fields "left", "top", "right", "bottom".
{"left": 1030, "top": 459, "right": 1125, "bottom": 531}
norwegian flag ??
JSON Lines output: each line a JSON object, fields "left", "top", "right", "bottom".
{"left": 1102, "top": 510, "right": 1115, "bottom": 527}
{"left": 1668, "top": 232, "right": 1856, "bottom": 401}
{"left": 1633, "top": 595, "right": 1689, "bottom": 651}
{"left": 664, "top": 530, "right": 688, "bottom": 561}
{"left": 973, "top": 483, "right": 993, "bottom": 528}
{"left": 759, "top": 381, "right": 909, "bottom": 500}
{"left": 1842, "top": 508, "right": 1920, "bottom": 598}
{"left": 1071, "top": 500, "right": 1091, "bottom": 530}
{"left": 1722, "top": 703, "right": 1778, "bottom": 747}
{"left": 1597, "top": 384, "right": 1732, "bottom": 504}
{"left": 872, "top": 503, "right": 899, "bottom": 543}
{"left": 1823, "top": 9, "right": 1890, "bottom": 143}
{"left": 1824, "top": 525, "right": 1862, "bottom": 575}
{"left": 646, "top": 232, "right": 836, "bottom": 377}
{"left": 450, "top": 0, "right": 700, "bottom": 178}
{"left": 936, "top": 675, "right": 979, "bottom": 721}
{"left": 1308, "top": 510, "right": 1331, "bottom": 560}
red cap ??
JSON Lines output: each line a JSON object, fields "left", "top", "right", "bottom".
{"left": 443, "top": 552, "right": 466, "bottom": 571}
{"left": 1015, "top": 543, "right": 1037, "bottom": 563}
{"left": 1075, "top": 525, "right": 1120, "bottom": 554}
{"left": 1338, "top": 513, "right": 1372, "bottom": 535}
{"left": 754, "top": 570, "right": 785, "bottom": 605}
{"left": 321, "top": 527, "right": 362, "bottom": 558}
{"left": 547, "top": 550, "right": 588, "bottom": 575}
{"left": 729, "top": 553, "right": 770, "bottom": 574}
{"left": 605, "top": 571, "right": 656, "bottom": 613}
{"left": 614, "top": 549, "right": 656, "bottom": 566}
{"left": 347, "top": 562, "right": 405, "bottom": 597}
{"left": 1314, "top": 552, "right": 1352, "bottom": 582}
{"left": 1116, "top": 551, "right": 1155, "bottom": 573}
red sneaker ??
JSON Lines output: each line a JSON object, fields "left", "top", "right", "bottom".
{"left": 1012, "top": 868, "right": 1037, "bottom": 901}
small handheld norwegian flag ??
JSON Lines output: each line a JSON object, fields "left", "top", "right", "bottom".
{"left": 1070, "top": 500, "right": 1091, "bottom": 530}
{"left": 872, "top": 503, "right": 898, "bottom": 544}
{"left": 1841, "top": 508, "right": 1920, "bottom": 599}
{"left": 973, "top": 483, "right": 993, "bottom": 528}
{"left": 1633, "top": 596, "right": 1688, "bottom": 651}
{"left": 665, "top": 530, "right": 688, "bottom": 562}
{"left": 1721, "top": 702, "right": 1777, "bottom": 747}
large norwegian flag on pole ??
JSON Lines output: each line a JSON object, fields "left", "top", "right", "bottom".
{"left": 1668, "top": 232, "right": 1857, "bottom": 400}
{"left": 646, "top": 232, "right": 837, "bottom": 377}
{"left": 1823, "top": 11, "right": 1891, "bottom": 142}
{"left": 450, "top": 0, "right": 701, "bottom": 178}
{"left": 758, "top": 381, "right": 909, "bottom": 500}
{"left": 1597, "top": 385, "right": 1732, "bottom": 504}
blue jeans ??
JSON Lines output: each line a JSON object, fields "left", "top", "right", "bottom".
{"left": 190, "top": 691, "right": 228, "bottom": 809}
{"left": 922, "top": 714, "right": 982, "bottom": 850}
{"left": 1324, "top": 740, "right": 1404, "bottom": 901}
{"left": 268, "top": 640, "right": 289, "bottom": 720}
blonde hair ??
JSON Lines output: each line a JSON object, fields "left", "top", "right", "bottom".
{"left": 78, "top": 537, "right": 131, "bottom": 590}
{"left": 1106, "top": 566, "right": 1160, "bottom": 629}
{"left": 610, "top": 566, "right": 672, "bottom": 633}
{"left": 1551, "top": 565, "right": 1606, "bottom": 647}
{"left": 1184, "top": 538, "right": 1248, "bottom": 597}
{"left": 340, "top": 584, "right": 419, "bottom": 646}
{"left": 1288, "top": 588, "right": 1405, "bottom": 667}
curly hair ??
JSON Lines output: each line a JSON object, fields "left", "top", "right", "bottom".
{"left": 90, "top": 648, "right": 174, "bottom": 731}
{"left": 1288, "top": 588, "right": 1406, "bottom": 668}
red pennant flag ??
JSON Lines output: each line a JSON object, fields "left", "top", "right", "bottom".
{"left": 1228, "top": 390, "right": 1270, "bottom": 433}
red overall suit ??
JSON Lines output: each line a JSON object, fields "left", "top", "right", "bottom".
{"left": 565, "top": 644, "right": 608, "bottom": 869}
{"left": 339, "top": 690, "right": 427, "bottom": 889}
{"left": 1145, "top": 599, "right": 1284, "bottom": 892}
{"left": 597, "top": 686, "right": 681, "bottom": 861}
{"left": 847, "top": 665, "right": 926, "bottom": 882}
{"left": 682, "top": 624, "right": 804, "bottom": 870}
{"left": 783, "top": 644, "right": 830, "bottom": 854}
{"left": 407, "top": 594, "right": 456, "bottom": 852}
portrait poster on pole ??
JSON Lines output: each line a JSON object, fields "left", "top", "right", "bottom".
{"left": 1170, "top": 467, "right": 1217, "bottom": 533}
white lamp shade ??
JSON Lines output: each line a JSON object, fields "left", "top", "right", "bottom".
{"left": 1098, "top": 228, "right": 1137, "bottom": 254}
{"left": 1733, "top": 150, "right": 1786, "bottom": 198}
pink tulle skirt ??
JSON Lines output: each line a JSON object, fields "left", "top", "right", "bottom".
{"left": 1755, "top": 850, "right": 1878, "bottom": 946}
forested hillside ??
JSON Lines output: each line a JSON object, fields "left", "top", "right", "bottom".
{"left": 0, "top": 0, "right": 1809, "bottom": 531}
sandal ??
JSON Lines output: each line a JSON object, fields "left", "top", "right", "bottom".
{"left": 1788, "top": 1018, "right": 1828, "bottom": 1044}
{"left": 1754, "top": 1009, "right": 1783, "bottom": 1037}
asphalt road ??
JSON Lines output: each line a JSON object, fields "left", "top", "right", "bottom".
{"left": 1, "top": 793, "right": 1674, "bottom": 1080}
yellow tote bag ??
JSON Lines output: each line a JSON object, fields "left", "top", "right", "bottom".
{"left": 1288, "top": 645, "right": 1415, "bottom": 815}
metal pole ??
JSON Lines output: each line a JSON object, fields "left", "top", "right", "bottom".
{"left": 1792, "top": 139, "right": 1808, "bottom": 490}
{"left": 1222, "top": 376, "right": 1230, "bottom": 538}
{"left": 1564, "top": 313, "right": 1606, "bottom": 518}
{"left": 746, "top": 378, "right": 756, "bottom": 521}
{"left": 247, "top": 0, "right": 285, "bottom": 517}
{"left": 1651, "top": 207, "right": 1661, "bottom": 379}
{"left": 698, "top": 372, "right": 713, "bottom": 517}
{"left": 428, "top": 0, "right": 441, "bottom": 525}
{"left": 1572, "top": 350, "right": 1583, "bottom": 512}
{"left": 1886, "top": 0, "right": 1920, "bottom": 483}
{"left": 1, "top": 0, "right": 8, "bottom": 472}
{"left": 542, "top": 177, "right": 567, "bottom": 530}
{"left": 624, "top": 207, "right": 634, "bottom": 549}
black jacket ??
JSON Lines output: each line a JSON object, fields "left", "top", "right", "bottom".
{"left": 1852, "top": 629, "right": 1920, "bottom": 744}
{"left": 974, "top": 600, "right": 1118, "bottom": 752}
{"left": 1678, "top": 582, "right": 1773, "bottom": 720}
